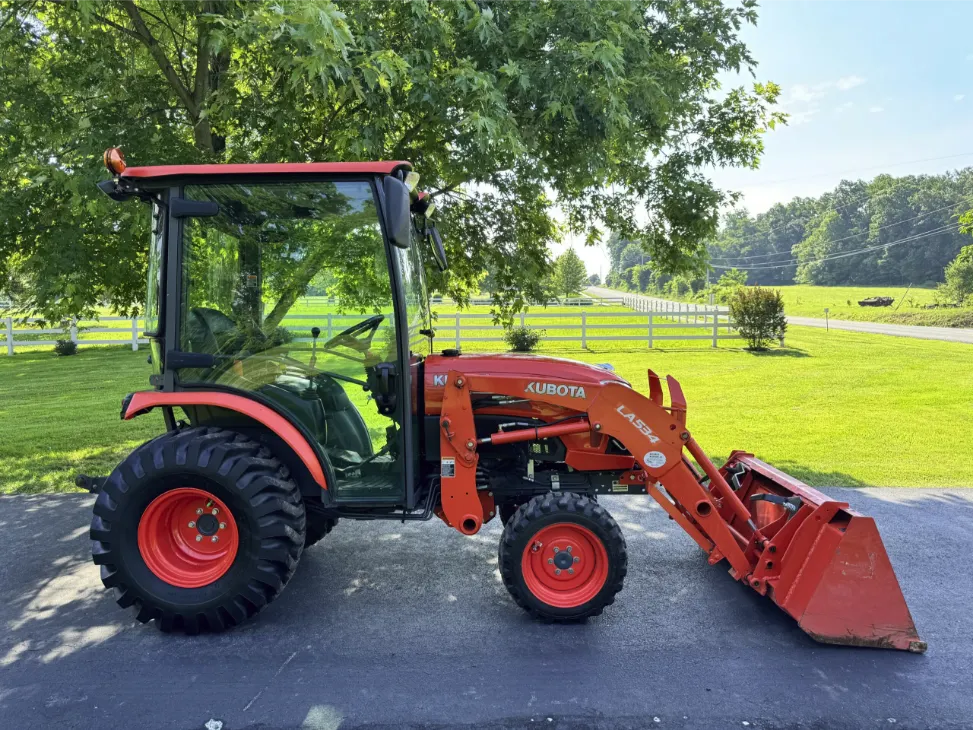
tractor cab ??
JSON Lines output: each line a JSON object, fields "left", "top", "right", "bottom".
{"left": 100, "top": 151, "right": 444, "bottom": 509}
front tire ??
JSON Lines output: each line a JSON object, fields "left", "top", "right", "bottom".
{"left": 499, "top": 492, "right": 626, "bottom": 621}
{"left": 90, "top": 427, "right": 306, "bottom": 633}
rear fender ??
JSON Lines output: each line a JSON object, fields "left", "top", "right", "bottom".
{"left": 122, "top": 391, "right": 328, "bottom": 492}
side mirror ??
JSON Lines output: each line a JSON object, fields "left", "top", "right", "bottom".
{"left": 429, "top": 226, "right": 448, "bottom": 271}
{"left": 383, "top": 176, "right": 411, "bottom": 248}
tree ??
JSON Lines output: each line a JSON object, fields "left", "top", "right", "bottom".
{"left": 588, "top": 273, "right": 601, "bottom": 287}
{"left": 552, "top": 248, "right": 588, "bottom": 299}
{"left": 941, "top": 243, "right": 973, "bottom": 304}
{"left": 0, "top": 0, "right": 782, "bottom": 322}
{"left": 706, "top": 169, "right": 973, "bottom": 288}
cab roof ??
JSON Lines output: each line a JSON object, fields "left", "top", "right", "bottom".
{"left": 120, "top": 160, "right": 411, "bottom": 180}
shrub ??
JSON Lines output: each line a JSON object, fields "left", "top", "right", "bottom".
{"left": 503, "top": 325, "right": 543, "bottom": 352}
{"left": 729, "top": 287, "right": 786, "bottom": 351}
{"left": 938, "top": 244, "right": 973, "bottom": 305}
{"left": 53, "top": 339, "right": 78, "bottom": 356}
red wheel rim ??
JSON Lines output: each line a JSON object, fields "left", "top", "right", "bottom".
{"left": 521, "top": 523, "right": 609, "bottom": 608}
{"left": 137, "top": 488, "right": 239, "bottom": 588}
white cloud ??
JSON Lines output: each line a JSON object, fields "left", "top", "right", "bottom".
{"left": 834, "top": 101, "right": 854, "bottom": 114}
{"left": 868, "top": 105, "right": 884, "bottom": 113}
{"left": 836, "top": 75, "right": 866, "bottom": 91}
{"left": 790, "top": 84, "right": 827, "bottom": 103}
{"left": 954, "top": 94, "right": 966, "bottom": 102}
{"left": 787, "top": 108, "right": 820, "bottom": 126}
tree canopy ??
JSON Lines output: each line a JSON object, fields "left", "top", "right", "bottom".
{"left": 551, "top": 248, "right": 587, "bottom": 299}
{"left": 709, "top": 171, "right": 973, "bottom": 288}
{"left": 606, "top": 168, "right": 973, "bottom": 296}
{"left": 0, "top": 0, "right": 782, "bottom": 321}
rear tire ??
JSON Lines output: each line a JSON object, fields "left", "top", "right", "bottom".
{"left": 499, "top": 492, "right": 626, "bottom": 621}
{"left": 90, "top": 427, "right": 306, "bottom": 634}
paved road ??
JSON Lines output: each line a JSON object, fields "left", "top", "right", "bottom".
{"left": 1, "top": 490, "right": 971, "bottom": 729}
{"left": 587, "top": 286, "right": 973, "bottom": 344}
{"left": 785, "top": 315, "right": 973, "bottom": 343}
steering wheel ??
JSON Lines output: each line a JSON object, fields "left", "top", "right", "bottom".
{"left": 322, "top": 314, "right": 385, "bottom": 356}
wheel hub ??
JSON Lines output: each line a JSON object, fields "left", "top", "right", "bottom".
{"left": 137, "top": 488, "right": 239, "bottom": 588}
{"left": 553, "top": 549, "right": 574, "bottom": 570}
{"left": 195, "top": 513, "right": 219, "bottom": 536}
{"left": 521, "top": 523, "right": 609, "bottom": 608}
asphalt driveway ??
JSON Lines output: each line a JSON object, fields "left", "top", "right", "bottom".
{"left": 0, "top": 489, "right": 971, "bottom": 730}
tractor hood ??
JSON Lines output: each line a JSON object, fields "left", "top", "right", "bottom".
{"left": 423, "top": 353, "right": 627, "bottom": 415}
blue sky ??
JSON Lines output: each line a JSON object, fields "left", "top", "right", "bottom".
{"left": 567, "top": 0, "right": 973, "bottom": 280}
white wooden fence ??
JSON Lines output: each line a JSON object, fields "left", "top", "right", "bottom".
{"left": 3, "top": 307, "right": 738, "bottom": 355}
{"left": 432, "top": 310, "right": 738, "bottom": 349}
{"left": 3, "top": 316, "right": 148, "bottom": 354}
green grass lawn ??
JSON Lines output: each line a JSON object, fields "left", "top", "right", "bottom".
{"left": 634, "top": 284, "right": 973, "bottom": 328}
{"left": 737, "top": 285, "right": 972, "bottom": 327}
{"left": 774, "top": 284, "right": 936, "bottom": 316}
{"left": 772, "top": 284, "right": 973, "bottom": 326}
{"left": 1, "top": 325, "right": 970, "bottom": 493}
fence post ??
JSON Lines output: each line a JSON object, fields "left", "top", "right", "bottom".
{"left": 519, "top": 312, "right": 525, "bottom": 327}
{"left": 712, "top": 311, "right": 719, "bottom": 348}
{"left": 5, "top": 317, "right": 12, "bottom": 355}
{"left": 70, "top": 319, "right": 78, "bottom": 344}
{"left": 455, "top": 313, "right": 461, "bottom": 349}
{"left": 581, "top": 311, "right": 587, "bottom": 349}
{"left": 130, "top": 318, "right": 139, "bottom": 351}
{"left": 648, "top": 312, "right": 654, "bottom": 349}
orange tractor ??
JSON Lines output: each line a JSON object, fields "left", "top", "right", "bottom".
{"left": 85, "top": 150, "right": 924, "bottom": 651}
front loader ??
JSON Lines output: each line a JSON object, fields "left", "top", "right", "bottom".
{"left": 85, "top": 149, "right": 924, "bottom": 651}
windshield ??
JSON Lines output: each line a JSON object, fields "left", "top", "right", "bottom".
{"left": 176, "top": 178, "right": 411, "bottom": 498}
{"left": 178, "top": 180, "right": 396, "bottom": 383}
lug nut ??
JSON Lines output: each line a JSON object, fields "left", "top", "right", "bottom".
{"left": 219, "top": 522, "right": 226, "bottom": 530}
{"left": 196, "top": 508, "right": 203, "bottom": 515}
{"left": 188, "top": 521, "right": 196, "bottom": 528}
{"left": 211, "top": 508, "right": 219, "bottom": 516}
{"left": 566, "top": 546, "right": 572, "bottom": 553}
{"left": 555, "top": 569, "right": 561, "bottom": 575}
{"left": 573, "top": 556, "right": 580, "bottom": 563}
{"left": 568, "top": 568, "right": 575, "bottom": 575}
{"left": 195, "top": 535, "right": 203, "bottom": 542}
{"left": 553, "top": 547, "right": 559, "bottom": 553}
{"left": 548, "top": 558, "right": 554, "bottom": 564}
{"left": 211, "top": 536, "right": 219, "bottom": 543}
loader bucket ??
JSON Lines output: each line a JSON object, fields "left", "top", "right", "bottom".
{"left": 718, "top": 452, "right": 926, "bottom": 653}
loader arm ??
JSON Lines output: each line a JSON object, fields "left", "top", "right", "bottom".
{"left": 437, "top": 369, "right": 925, "bottom": 653}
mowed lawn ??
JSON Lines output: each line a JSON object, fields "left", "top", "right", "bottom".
{"left": 774, "top": 285, "right": 973, "bottom": 327}
{"left": 1, "top": 324, "right": 970, "bottom": 493}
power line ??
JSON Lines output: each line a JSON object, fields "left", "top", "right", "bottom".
{"left": 710, "top": 222, "right": 961, "bottom": 271}
{"left": 710, "top": 197, "right": 971, "bottom": 264}
{"left": 712, "top": 162, "right": 973, "bottom": 258}
{"left": 714, "top": 183, "right": 907, "bottom": 256}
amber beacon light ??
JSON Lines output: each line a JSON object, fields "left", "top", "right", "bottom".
{"left": 103, "top": 147, "right": 126, "bottom": 175}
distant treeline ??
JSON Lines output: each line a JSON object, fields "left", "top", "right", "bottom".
{"left": 607, "top": 168, "right": 973, "bottom": 291}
